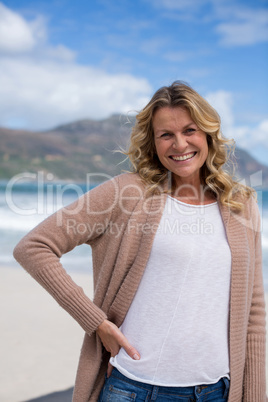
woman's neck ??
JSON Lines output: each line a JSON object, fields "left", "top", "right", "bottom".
{"left": 171, "top": 182, "right": 216, "bottom": 205}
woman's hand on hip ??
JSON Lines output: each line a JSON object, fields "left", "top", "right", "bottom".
{"left": 96, "top": 319, "right": 140, "bottom": 376}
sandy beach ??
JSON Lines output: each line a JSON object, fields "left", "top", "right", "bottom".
{"left": 0, "top": 266, "right": 93, "bottom": 402}
{"left": 1, "top": 266, "right": 268, "bottom": 402}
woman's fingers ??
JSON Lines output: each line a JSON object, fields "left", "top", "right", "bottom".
{"left": 119, "top": 333, "right": 140, "bottom": 360}
{"left": 97, "top": 319, "right": 140, "bottom": 360}
{"left": 97, "top": 320, "right": 140, "bottom": 379}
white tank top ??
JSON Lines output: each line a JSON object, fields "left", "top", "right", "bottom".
{"left": 111, "top": 196, "right": 231, "bottom": 386}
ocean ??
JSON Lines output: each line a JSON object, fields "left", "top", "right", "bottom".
{"left": 1, "top": 179, "right": 268, "bottom": 291}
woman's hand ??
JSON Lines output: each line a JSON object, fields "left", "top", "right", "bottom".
{"left": 96, "top": 319, "right": 140, "bottom": 377}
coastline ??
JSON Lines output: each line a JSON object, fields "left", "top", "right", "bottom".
{"left": 1, "top": 266, "right": 268, "bottom": 401}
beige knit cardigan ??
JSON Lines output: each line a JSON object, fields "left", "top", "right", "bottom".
{"left": 13, "top": 173, "right": 266, "bottom": 401}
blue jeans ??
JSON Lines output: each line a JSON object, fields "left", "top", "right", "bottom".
{"left": 98, "top": 368, "right": 230, "bottom": 401}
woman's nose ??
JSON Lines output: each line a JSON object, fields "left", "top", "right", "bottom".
{"left": 172, "top": 134, "right": 187, "bottom": 152}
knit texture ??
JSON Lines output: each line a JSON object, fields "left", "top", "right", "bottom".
{"left": 13, "top": 173, "right": 266, "bottom": 401}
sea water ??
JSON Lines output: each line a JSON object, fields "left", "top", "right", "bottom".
{"left": 1, "top": 179, "right": 268, "bottom": 291}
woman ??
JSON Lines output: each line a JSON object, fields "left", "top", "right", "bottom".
{"left": 14, "top": 82, "right": 266, "bottom": 401}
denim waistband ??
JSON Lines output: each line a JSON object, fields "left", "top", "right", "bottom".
{"left": 109, "top": 368, "right": 230, "bottom": 399}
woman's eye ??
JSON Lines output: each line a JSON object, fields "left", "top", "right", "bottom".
{"left": 184, "top": 128, "right": 196, "bottom": 135}
{"left": 160, "top": 132, "right": 171, "bottom": 138}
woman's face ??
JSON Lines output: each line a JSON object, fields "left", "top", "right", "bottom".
{"left": 153, "top": 106, "right": 208, "bottom": 189}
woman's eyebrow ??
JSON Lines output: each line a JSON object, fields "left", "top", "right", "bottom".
{"left": 154, "top": 121, "right": 197, "bottom": 134}
{"left": 182, "top": 122, "right": 197, "bottom": 129}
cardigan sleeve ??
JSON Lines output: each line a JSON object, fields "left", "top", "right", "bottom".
{"left": 13, "top": 176, "right": 120, "bottom": 336}
{"left": 243, "top": 199, "right": 266, "bottom": 401}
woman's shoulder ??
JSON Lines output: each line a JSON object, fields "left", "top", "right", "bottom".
{"left": 100, "top": 172, "right": 147, "bottom": 195}
{"left": 231, "top": 189, "right": 261, "bottom": 232}
{"left": 115, "top": 172, "right": 145, "bottom": 187}
{"left": 234, "top": 188, "right": 258, "bottom": 211}
{"left": 86, "top": 172, "right": 144, "bottom": 194}
{"left": 245, "top": 193, "right": 260, "bottom": 225}
{"left": 84, "top": 173, "right": 146, "bottom": 208}
{"left": 92, "top": 172, "right": 144, "bottom": 187}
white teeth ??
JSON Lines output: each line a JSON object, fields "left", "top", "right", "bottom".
{"left": 171, "top": 152, "right": 195, "bottom": 161}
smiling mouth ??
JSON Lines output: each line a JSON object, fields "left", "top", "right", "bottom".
{"left": 170, "top": 152, "right": 196, "bottom": 161}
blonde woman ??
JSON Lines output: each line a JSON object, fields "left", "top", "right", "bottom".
{"left": 14, "top": 82, "right": 266, "bottom": 401}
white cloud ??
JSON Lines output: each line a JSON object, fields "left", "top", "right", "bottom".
{"left": 233, "top": 120, "right": 268, "bottom": 166}
{"left": 149, "top": 0, "right": 268, "bottom": 47}
{"left": 205, "top": 90, "right": 234, "bottom": 136}
{"left": 216, "top": 8, "right": 268, "bottom": 46}
{"left": 206, "top": 90, "right": 268, "bottom": 165}
{"left": 246, "top": 119, "right": 268, "bottom": 146}
{"left": 0, "top": 57, "right": 152, "bottom": 130}
{"left": 40, "top": 45, "right": 76, "bottom": 62}
{"left": 0, "top": 2, "right": 46, "bottom": 53}
{"left": 259, "top": 120, "right": 268, "bottom": 133}
{"left": 0, "top": 4, "right": 152, "bottom": 130}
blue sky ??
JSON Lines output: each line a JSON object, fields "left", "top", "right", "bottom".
{"left": 0, "top": 0, "right": 268, "bottom": 164}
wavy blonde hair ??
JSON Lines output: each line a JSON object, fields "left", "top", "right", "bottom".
{"left": 126, "top": 81, "right": 254, "bottom": 211}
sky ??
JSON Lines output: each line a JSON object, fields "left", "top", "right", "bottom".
{"left": 0, "top": 0, "right": 268, "bottom": 164}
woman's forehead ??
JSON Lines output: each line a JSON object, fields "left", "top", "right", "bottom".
{"left": 152, "top": 106, "right": 195, "bottom": 129}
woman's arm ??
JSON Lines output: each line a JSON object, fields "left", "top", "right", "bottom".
{"left": 13, "top": 177, "right": 119, "bottom": 335}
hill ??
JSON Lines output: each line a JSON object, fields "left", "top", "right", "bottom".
{"left": 0, "top": 114, "right": 267, "bottom": 187}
